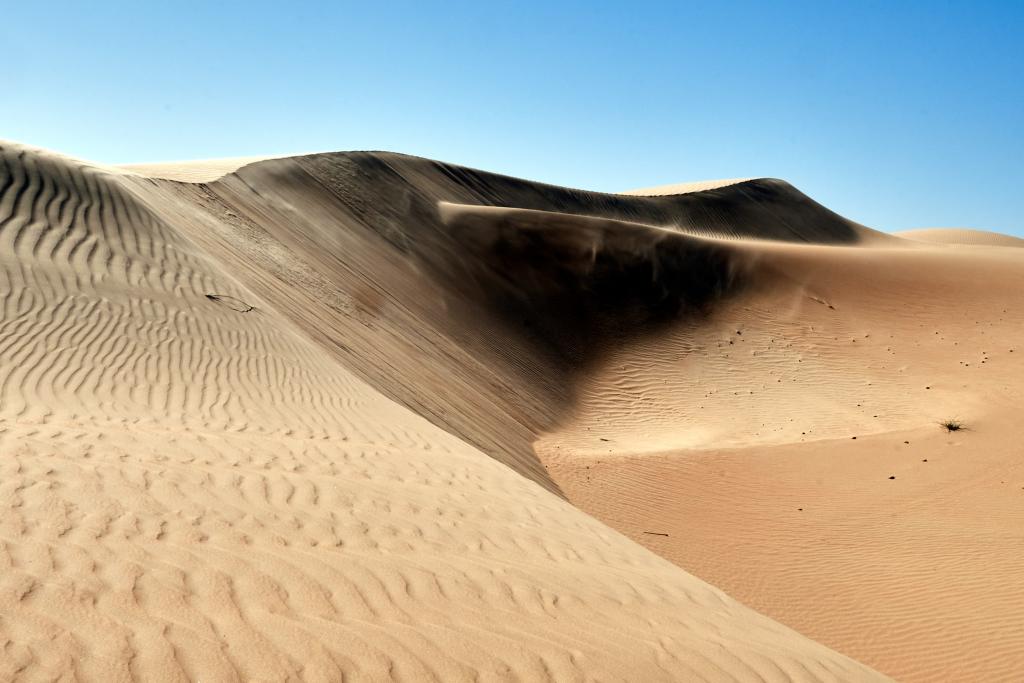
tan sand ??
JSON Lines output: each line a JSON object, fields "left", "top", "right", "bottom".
{"left": 116, "top": 156, "right": 279, "bottom": 182}
{"left": 539, "top": 237, "right": 1024, "bottom": 680}
{"left": 896, "top": 227, "right": 1024, "bottom": 247}
{"left": 0, "top": 142, "right": 890, "bottom": 680}
{"left": 621, "top": 177, "right": 753, "bottom": 195}
{"left": 2, "top": 139, "right": 1019, "bottom": 681}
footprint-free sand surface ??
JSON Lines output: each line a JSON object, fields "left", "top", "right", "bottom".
{"left": 0, "top": 140, "right": 1020, "bottom": 681}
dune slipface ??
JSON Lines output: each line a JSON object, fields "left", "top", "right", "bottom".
{"left": 1, "top": 140, "right": 1017, "bottom": 681}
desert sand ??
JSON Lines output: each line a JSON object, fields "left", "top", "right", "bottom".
{"left": 0, "top": 140, "right": 1020, "bottom": 681}
{"left": 896, "top": 227, "right": 1024, "bottom": 248}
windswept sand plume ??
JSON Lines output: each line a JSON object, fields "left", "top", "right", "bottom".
{"left": 2, "top": 139, "right": 1021, "bottom": 681}
{"left": 0, "top": 142, "right": 889, "bottom": 681}
{"left": 621, "top": 177, "right": 753, "bottom": 195}
{"left": 116, "top": 156, "right": 283, "bottom": 183}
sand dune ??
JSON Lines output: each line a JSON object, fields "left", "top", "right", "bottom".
{"left": 0, "top": 141, "right": 890, "bottom": 681}
{"left": 1, "top": 139, "right": 1020, "bottom": 681}
{"left": 540, "top": 236, "right": 1024, "bottom": 679}
{"left": 896, "top": 227, "right": 1024, "bottom": 247}
{"left": 532, "top": 239, "right": 1024, "bottom": 679}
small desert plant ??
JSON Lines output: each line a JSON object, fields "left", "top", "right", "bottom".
{"left": 939, "top": 418, "right": 964, "bottom": 432}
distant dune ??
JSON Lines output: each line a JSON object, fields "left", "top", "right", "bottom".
{"left": 1, "top": 140, "right": 1021, "bottom": 681}
{"left": 896, "top": 227, "right": 1024, "bottom": 247}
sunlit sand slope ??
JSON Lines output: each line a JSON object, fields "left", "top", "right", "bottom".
{"left": 0, "top": 143, "right": 887, "bottom": 681}
{"left": 539, "top": 238, "right": 1024, "bottom": 680}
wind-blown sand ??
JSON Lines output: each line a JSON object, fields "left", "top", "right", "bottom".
{"left": 116, "top": 156, "right": 284, "bottom": 183}
{"left": 0, "top": 140, "right": 1019, "bottom": 681}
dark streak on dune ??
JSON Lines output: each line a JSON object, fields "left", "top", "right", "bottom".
{"left": 436, "top": 204, "right": 748, "bottom": 372}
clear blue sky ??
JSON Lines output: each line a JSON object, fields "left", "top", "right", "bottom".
{"left": 4, "top": 1, "right": 1022, "bottom": 234}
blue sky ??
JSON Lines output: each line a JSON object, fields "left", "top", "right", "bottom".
{"left": 4, "top": 1, "right": 1022, "bottom": 234}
